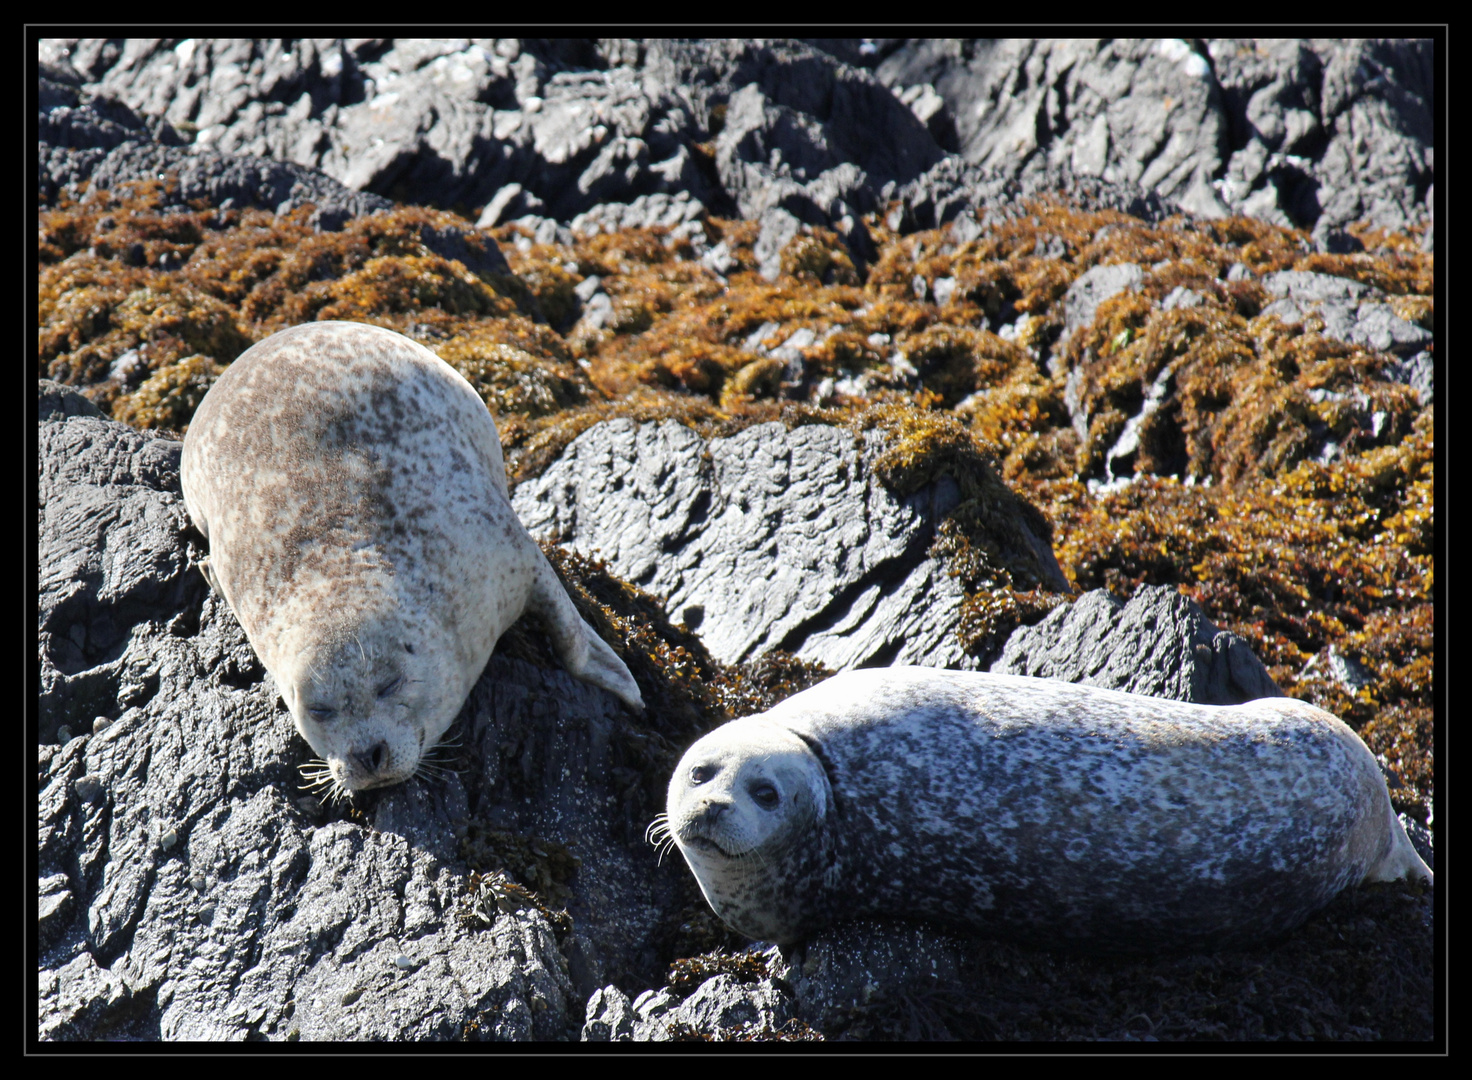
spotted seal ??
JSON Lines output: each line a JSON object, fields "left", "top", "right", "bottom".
{"left": 181, "top": 321, "right": 643, "bottom": 795}
{"left": 658, "top": 667, "right": 1430, "bottom": 949}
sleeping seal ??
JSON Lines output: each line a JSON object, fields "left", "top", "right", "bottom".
{"left": 181, "top": 321, "right": 642, "bottom": 796}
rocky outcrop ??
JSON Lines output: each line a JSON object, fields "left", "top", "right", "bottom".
{"left": 991, "top": 586, "right": 1282, "bottom": 704}
{"left": 36, "top": 384, "right": 686, "bottom": 1040}
{"left": 511, "top": 417, "right": 1067, "bottom": 671}
{"left": 40, "top": 37, "right": 1434, "bottom": 247}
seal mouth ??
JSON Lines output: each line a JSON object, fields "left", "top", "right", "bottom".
{"left": 681, "top": 834, "right": 737, "bottom": 859}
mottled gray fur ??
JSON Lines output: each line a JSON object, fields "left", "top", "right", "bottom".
{"left": 666, "top": 667, "right": 1429, "bottom": 950}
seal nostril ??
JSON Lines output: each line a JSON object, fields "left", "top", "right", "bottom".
{"left": 356, "top": 741, "right": 389, "bottom": 775}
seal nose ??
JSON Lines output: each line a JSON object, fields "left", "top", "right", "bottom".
{"left": 699, "top": 801, "right": 729, "bottom": 826}
{"left": 355, "top": 741, "right": 391, "bottom": 777}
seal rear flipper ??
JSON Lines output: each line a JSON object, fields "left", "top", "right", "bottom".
{"left": 1369, "top": 801, "right": 1434, "bottom": 885}
{"left": 529, "top": 552, "right": 645, "bottom": 712}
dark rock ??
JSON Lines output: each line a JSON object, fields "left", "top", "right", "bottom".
{"left": 511, "top": 418, "right": 1068, "bottom": 671}
{"left": 991, "top": 585, "right": 1283, "bottom": 704}
{"left": 84, "top": 141, "right": 394, "bottom": 222}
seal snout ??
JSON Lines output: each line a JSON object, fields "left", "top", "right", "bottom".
{"left": 353, "top": 740, "right": 392, "bottom": 780}
{"left": 698, "top": 801, "right": 732, "bottom": 826}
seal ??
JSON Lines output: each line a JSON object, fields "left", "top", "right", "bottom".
{"left": 658, "top": 667, "right": 1430, "bottom": 950}
{"left": 181, "top": 321, "right": 643, "bottom": 796}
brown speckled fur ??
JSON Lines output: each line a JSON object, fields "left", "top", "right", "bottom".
{"left": 181, "top": 321, "right": 641, "bottom": 792}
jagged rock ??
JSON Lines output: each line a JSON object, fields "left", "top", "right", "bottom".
{"left": 991, "top": 585, "right": 1283, "bottom": 704}
{"left": 875, "top": 39, "right": 1230, "bottom": 220}
{"left": 41, "top": 36, "right": 1433, "bottom": 239}
{"left": 511, "top": 418, "right": 1068, "bottom": 671}
{"left": 870, "top": 37, "right": 1432, "bottom": 235}
{"left": 569, "top": 190, "right": 705, "bottom": 234}
{"left": 1259, "top": 270, "right": 1431, "bottom": 357}
{"left": 584, "top": 973, "right": 794, "bottom": 1041}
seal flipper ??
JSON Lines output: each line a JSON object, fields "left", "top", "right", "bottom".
{"left": 528, "top": 550, "right": 645, "bottom": 712}
{"left": 198, "top": 557, "right": 223, "bottom": 597}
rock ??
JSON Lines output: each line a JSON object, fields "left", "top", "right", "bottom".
{"left": 569, "top": 190, "right": 705, "bottom": 234}
{"left": 991, "top": 585, "right": 1283, "bottom": 704}
{"left": 1062, "top": 263, "right": 1146, "bottom": 347}
{"left": 512, "top": 418, "right": 1069, "bottom": 671}
{"left": 876, "top": 40, "right": 1228, "bottom": 219}
{"left": 42, "top": 36, "right": 1433, "bottom": 239}
{"left": 753, "top": 206, "right": 804, "bottom": 281}
{"left": 1300, "top": 644, "right": 1375, "bottom": 694}
{"left": 1259, "top": 271, "right": 1432, "bottom": 358}
{"left": 1386, "top": 350, "right": 1433, "bottom": 405}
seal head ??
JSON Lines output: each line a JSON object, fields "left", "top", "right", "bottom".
{"left": 667, "top": 720, "right": 836, "bottom": 942}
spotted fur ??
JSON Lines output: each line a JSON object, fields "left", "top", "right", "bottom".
{"left": 182, "top": 321, "right": 641, "bottom": 794}
{"left": 666, "top": 667, "right": 1430, "bottom": 949}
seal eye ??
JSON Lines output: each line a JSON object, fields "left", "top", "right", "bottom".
{"left": 307, "top": 705, "right": 336, "bottom": 722}
{"left": 749, "top": 783, "right": 780, "bottom": 810}
{"left": 690, "top": 764, "right": 718, "bottom": 784}
{"left": 377, "top": 676, "right": 404, "bottom": 699}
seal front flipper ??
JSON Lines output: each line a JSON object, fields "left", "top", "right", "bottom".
{"left": 197, "top": 557, "right": 223, "bottom": 597}
{"left": 528, "top": 549, "right": 645, "bottom": 712}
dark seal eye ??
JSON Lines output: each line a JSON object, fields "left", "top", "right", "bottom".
{"left": 690, "top": 764, "right": 718, "bottom": 784}
{"left": 377, "top": 676, "right": 404, "bottom": 699}
{"left": 749, "top": 783, "right": 780, "bottom": 810}
{"left": 308, "top": 705, "right": 336, "bottom": 722}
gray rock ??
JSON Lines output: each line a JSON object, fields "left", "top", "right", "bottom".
{"left": 1063, "top": 263, "right": 1145, "bottom": 347}
{"left": 753, "top": 206, "right": 804, "bottom": 281}
{"left": 1300, "top": 644, "right": 1374, "bottom": 694}
{"left": 581, "top": 984, "right": 636, "bottom": 1041}
{"left": 1258, "top": 272, "right": 1431, "bottom": 359}
{"left": 569, "top": 190, "right": 705, "bottom": 234}
{"left": 772, "top": 921, "right": 967, "bottom": 1034}
{"left": 512, "top": 418, "right": 1069, "bottom": 671}
{"left": 1386, "top": 350, "right": 1433, "bottom": 405}
{"left": 1258, "top": 270, "right": 1432, "bottom": 358}
{"left": 1261, "top": 269, "right": 1379, "bottom": 303}
{"left": 991, "top": 585, "right": 1284, "bottom": 704}
{"left": 42, "top": 36, "right": 1433, "bottom": 241}
{"left": 877, "top": 40, "right": 1228, "bottom": 219}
